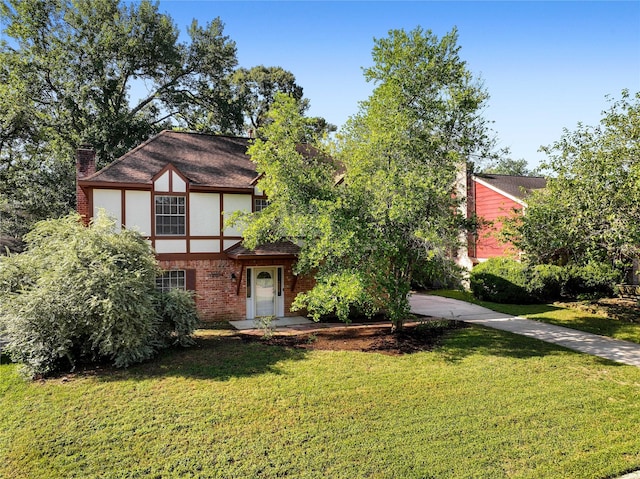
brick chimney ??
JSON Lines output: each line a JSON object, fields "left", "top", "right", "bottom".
{"left": 76, "top": 145, "right": 96, "bottom": 224}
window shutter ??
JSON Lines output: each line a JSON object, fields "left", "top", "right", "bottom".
{"left": 186, "top": 269, "right": 196, "bottom": 291}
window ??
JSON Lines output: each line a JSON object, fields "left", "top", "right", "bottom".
{"left": 254, "top": 198, "right": 269, "bottom": 212}
{"left": 156, "top": 270, "right": 185, "bottom": 292}
{"left": 155, "top": 196, "right": 185, "bottom": 235}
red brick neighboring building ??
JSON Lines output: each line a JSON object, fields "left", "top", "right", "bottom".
{"left": 76, "top": 130, "right": 312, "bottom": 322}
{"left": 466, "top": 174, "right": 546, "bottom": 264}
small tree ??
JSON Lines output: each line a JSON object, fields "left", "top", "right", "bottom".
{"left": 505, "top": 90, "right": 640, "bottom": 270}
{"left": 242, "top": 27, "right": 495, "bottom": 331}
{"left": 0, "top": 211, "right": 197, "bottom": 378}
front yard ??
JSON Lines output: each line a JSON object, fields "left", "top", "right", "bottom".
{"left": 1, "top": 324, "right": 639, "bottom": 478}
{"left": 432, "top": 290, "right": 640, "bottom": 345}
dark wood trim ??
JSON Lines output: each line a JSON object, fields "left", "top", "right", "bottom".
{"left": 185, "top": 180, "right": 190, "bottom": 254}
{"left": 78, "top": 180, "right": 151, "bottom": 190}
{"left": 120, "top": 189, "right": 126, "bottom": 227}
{"left": 190, "top": 185, "right": 254, "bottom": 194}
{"left": 291, "top": 274, "right": 298, "bottom": 292}
{"left": 150, "top": 189, "right": 155, "bottom": 250}
{"left": 236, "top": 265, "right": 244, "bottom": 296}
{"left": 219, "top": 194, "right": 225, "bottom": 253}
{"left": 228, "top": 253, "right": 298, "bottom": 260}
{"left": 157, "top": 252, "right": 229, "bottom": 261}
{"left": 80, "top": 181, "right": 253, "bottom": 195}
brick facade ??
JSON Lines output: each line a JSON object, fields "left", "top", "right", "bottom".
{"left": 159, "top": 257, "right": 314, "bottom": 322}
{"left": 76, "top": 146, "right": 96, "bottom": 224}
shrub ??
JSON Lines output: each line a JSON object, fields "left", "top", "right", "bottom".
{"left": 0, "top": 212, "right": 197, "bottom": 378}
{"left": 153, "top": 289, "right": 199, "bottom": 347}
{"left": 411, "top": 255, "right": 463, "bottom": 290}
{"left": 562, "top": 262, "right": 622, "bottom": 299}
{"left": 468, "top": 258, "right": 623, "bottom": 304}
{"left": 527, "top": 264, "right": 565, "bottom": 302}
{"left": 469, "top": 258, "right": 534, "bottom": 303}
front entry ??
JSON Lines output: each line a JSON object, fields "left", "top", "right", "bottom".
{"left": 246, "top": 266, "right": 285, "bottom": 319}
{"left": 255, "top": 269, "right": 275, "bottom": 317}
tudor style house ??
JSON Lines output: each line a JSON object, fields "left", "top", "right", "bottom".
{"left": 464, "top": 173, "right": 547, "bottom": 264}
{"left": 76, "top": 130, "right": 313, "bottom": 322}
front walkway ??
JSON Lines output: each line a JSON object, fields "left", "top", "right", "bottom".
{"left": 410, "top": 293, "right": 640, "bottom": 367}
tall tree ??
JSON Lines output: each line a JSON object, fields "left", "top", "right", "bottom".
{"left": 231, "top": 65, "right": 335, "bottom": 137}
{"left": 482, "top": 157, "right": 532, "bottom": 176}
{"left": 242, "top": 27, "right": 495, "bottom": 331}
{"left": 505, "top": 90, "right": 640, "bottom": 268}
{"left": 0, "top": 0, "right": 240, "bottom": 238}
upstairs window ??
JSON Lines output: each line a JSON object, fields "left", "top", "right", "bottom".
{"left": 156, "top": 270, "right": 185, "bottom": 292}
{"left": 155, "top": 196, "right": 185, "bottom": 235}
{"left": 255, "top": 198, "right": 269, "bottom": 212}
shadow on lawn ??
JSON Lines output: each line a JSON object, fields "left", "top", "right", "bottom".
{"left": 440, "top": 325, "right": 620, "bottom": 367}
{"left": 103, "top": 332, "right": 309, "bottom": 382}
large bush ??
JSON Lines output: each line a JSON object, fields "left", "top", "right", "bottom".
{"left": 469, "top": 258, "right": 622, "bottom": 303}
{"left": 412, "top": 255, "right": 464, "bottom": 290}
{"left": 562, "top": 262, "right": 622, "bottom": 299}
{"left": 0, "top": 212, "right": 198, "bottom": 378}
{"left": 470, "top": 258, "right": 534, "bottom": 303}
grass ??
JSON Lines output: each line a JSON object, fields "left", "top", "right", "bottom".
{"left": 1, "top": 327, "right": 640, "bottom": 478}
{"left": 431, "top": 289, "right": 640, "bottom": 345}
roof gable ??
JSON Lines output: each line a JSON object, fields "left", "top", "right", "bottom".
{"left": 85, "top": 130, "right": 258, "bottom": 189}
{"left": 473, "top": 174, "right": 547, "bottom": 203}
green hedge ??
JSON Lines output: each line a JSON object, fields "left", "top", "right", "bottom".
{"left": 470, "top": 258, "right": 534, "bottom": 303}
{"left": 470, "top": 258, "right": 622, "bottom": 304}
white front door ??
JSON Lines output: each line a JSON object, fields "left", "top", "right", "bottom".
{"left": 255, "top": 269, "right": 275, "bottom": 317}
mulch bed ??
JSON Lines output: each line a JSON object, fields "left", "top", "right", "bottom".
{"left": 239, "top": 319, "right": 466, "bottom": 355}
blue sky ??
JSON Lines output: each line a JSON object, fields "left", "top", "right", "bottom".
{"left": 156, "top": 0, "right": 639, "bottom": 169}
{"left": 157, "top": 1, "right": 640, "bottom": 169}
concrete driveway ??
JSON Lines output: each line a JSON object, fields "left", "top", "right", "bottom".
{"left": 410, "top": 293, "right": 640, "bottom": 367}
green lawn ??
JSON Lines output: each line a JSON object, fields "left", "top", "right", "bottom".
{"left": 431, "top": 289, "right": 640, "bottom": 345}
{"left": 2, "top": 327, "right": 639, "bottom": 478}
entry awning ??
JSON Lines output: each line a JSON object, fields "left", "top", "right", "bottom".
{"left": 225, "top": 240, "right": 300, "bottom": 260}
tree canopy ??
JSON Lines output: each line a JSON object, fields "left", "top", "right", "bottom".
{"left": 242, "top": 27, "right": 495, "bottom": 330}
{"left": 0, "top": 0, "right": 241, "bottom": 239}
{"left": 482, "top": 157, "right": 532, "bottom": 176}
{"left": 0, "top": 0, "right": 333, "bottom": 241}
{"left": 505, "top": 90, "right": 640, "bottom": 272}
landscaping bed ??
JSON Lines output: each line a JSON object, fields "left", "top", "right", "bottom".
{"left": 240, "top": 319, "right": 466, "bottom": 355}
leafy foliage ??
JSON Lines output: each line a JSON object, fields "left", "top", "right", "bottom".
{"left": 241, "top": 27, "right": 496, "bottom": 330}
{"left": 505, "top": 90, "right": 640, "bottom": 271}
{"left": 470, "top": 258, "right": 533, "bottom": 303}
{"left": 470, "top": 258, "right": 622, "bottom": 303}
{"left": 153, "top": 289, "right": 199, "bottom": 348}
{"left": 0, "top": 0, "right": 240, "bottom": 238}
{"left": 0, "top": 212, "right": 197, "bottom": 378}
{"left": 231, "top": 65, "right": 306, "bottom": 132}
{"left": 411, "top": 255, "right": 464, "bottom": 290}
{"left": 482, "top": 157, "right": 532, "bottom": 176}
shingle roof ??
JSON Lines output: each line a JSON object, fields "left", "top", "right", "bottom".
{"left": 474, "top": 174, "right": 547, "bottom": 200}
{"left": 85, "top": 130, "right": 257, "bottom": 188}
{"left": 225, "top": 241, "right": 300, "bottom": 259}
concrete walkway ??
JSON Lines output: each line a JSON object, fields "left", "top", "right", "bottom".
{"left": 409, "top": 293, "right": 640, "bottom": 367}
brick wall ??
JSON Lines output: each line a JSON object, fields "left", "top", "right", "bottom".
{"left": 76, "top": 146, "right": 96, "bottom": 224}
{"left": 159, "top": 257, "right": 314, "bottom": 322}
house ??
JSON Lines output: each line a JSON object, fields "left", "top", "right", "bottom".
{"left": 465, "top": 173, "right": 547, "bottom": 264}
{"left": 76, "top": 130, "right": 314, "bottom": 322}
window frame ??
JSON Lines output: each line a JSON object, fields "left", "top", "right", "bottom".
{"left": 156, "top": 270, "right": 186, "bottom": 293}
{"left": 155, "top": 195, "right": 186, "bottom": 236}
{"left": 254, "top": 197, "right": 270, "bottom": 213}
